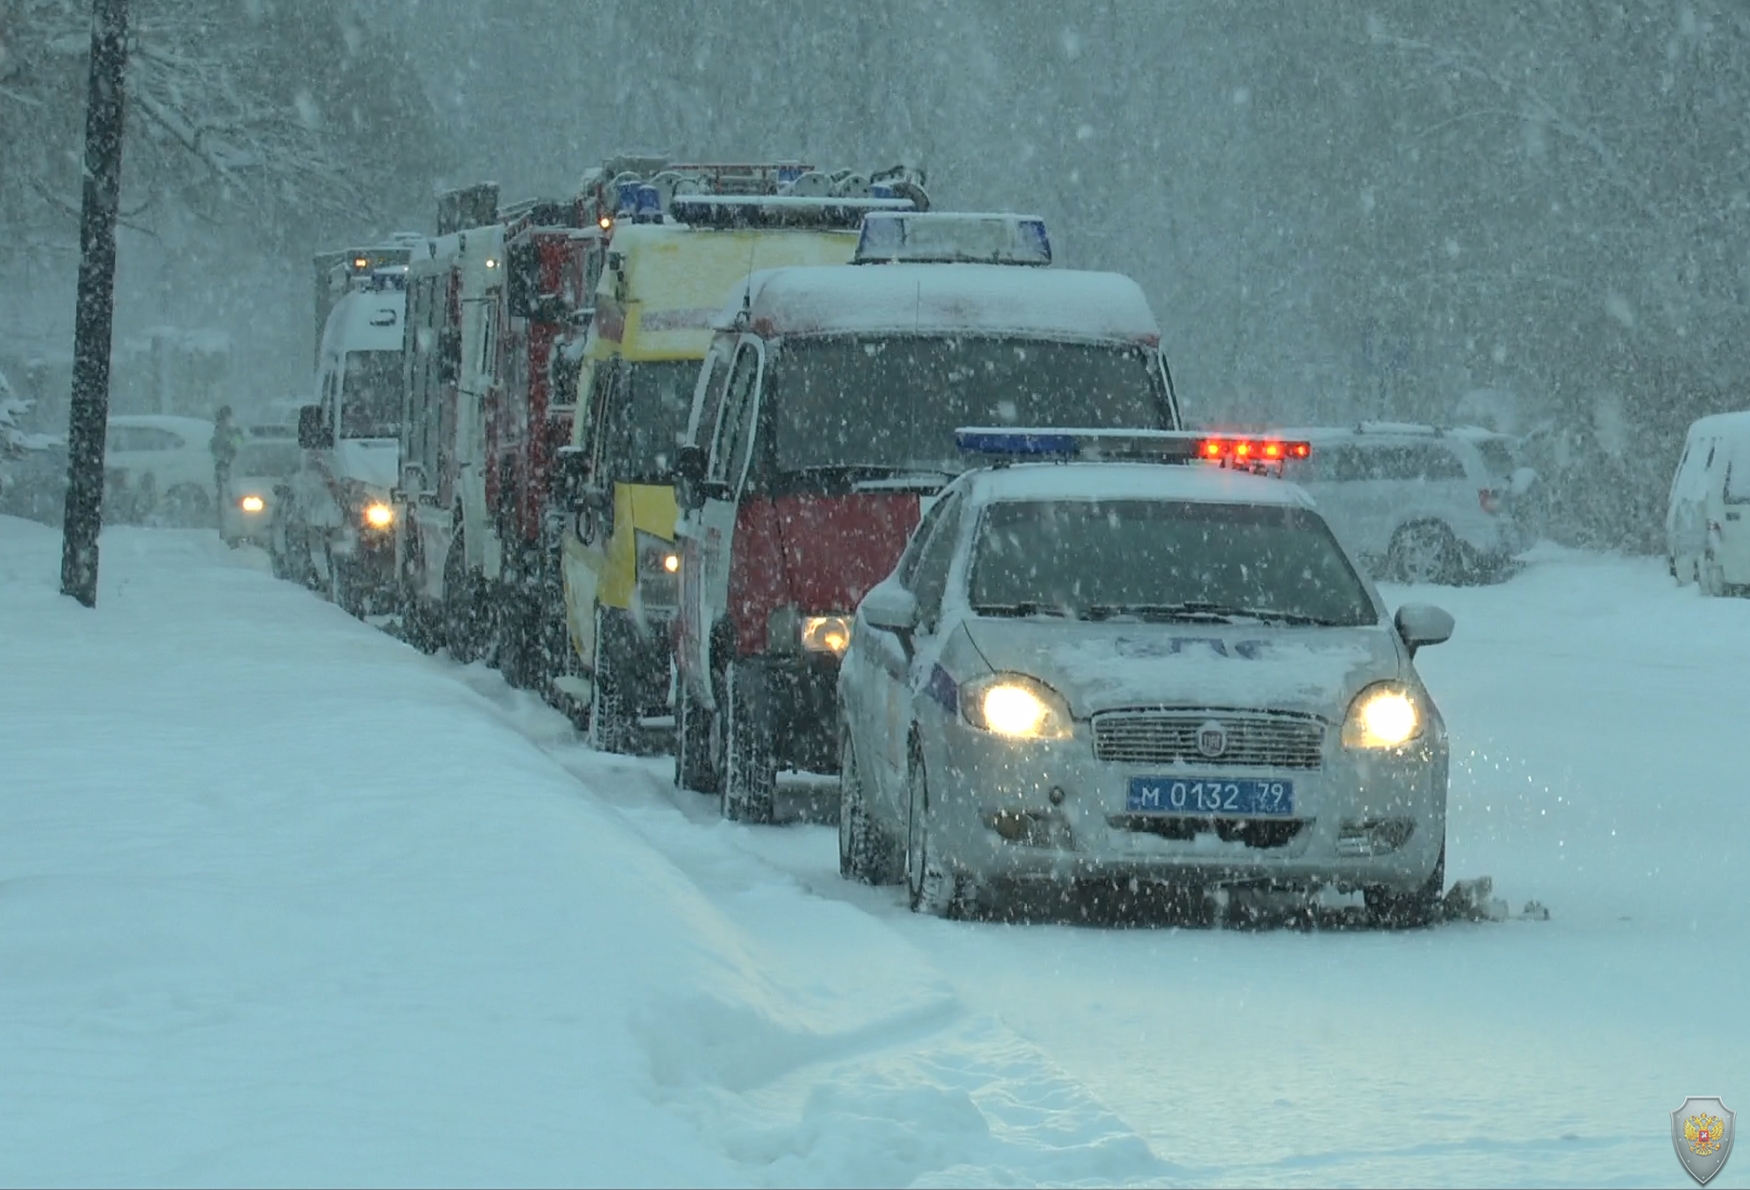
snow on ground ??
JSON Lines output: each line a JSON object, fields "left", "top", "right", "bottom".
{"left": 3, "top": 521, "right": 1748, "bottom": 1187}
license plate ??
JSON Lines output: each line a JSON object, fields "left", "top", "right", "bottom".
{"left": 1127, "top": 777, "right": 1295, "bottom": 817}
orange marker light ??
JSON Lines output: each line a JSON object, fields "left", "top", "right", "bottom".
{"left": 1263, "top": 442, "right": 1283, "bottom": 460}
{"left": 1200, "top": 440, "right": 1223, "bottom": 459}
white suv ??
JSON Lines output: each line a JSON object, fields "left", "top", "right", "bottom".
{"left": 1272, "top": 423, "right": 1539, "bottom": 583}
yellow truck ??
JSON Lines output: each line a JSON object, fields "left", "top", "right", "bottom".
{"left": 558, "top": 191, "right": 917, "bottom": 751}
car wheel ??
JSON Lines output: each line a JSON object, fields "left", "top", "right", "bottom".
{"left": 906, "top": 743, "right": 972, "bottom": 917}
{"left": 1364, "top": 844, "right": 1446, "bottom": 929}
{"left": 160, "top": 482, "right": 211, "bottom": 528}
{"left": 674, "top": 680, "right": 718, "bottom": 793}
{"left": 588, "top": 606, "right": 636, "bottom": 755}
{"left": 442, "top": 528, "right": 494, "bottom": 663}
{"left": 839, "top": 722, "right": 898, "bottom": 884}
{"left": 718, "top": 660, "right": 775, "bottom": 823}
{"left": 1389, "top": 521, "right": 1458, "bottom": 585}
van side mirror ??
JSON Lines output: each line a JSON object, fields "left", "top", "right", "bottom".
{"left": 861, "top": 582, "right": 919, "bottom": 634}
{"left": 675, "top": 443, "right": 707, "bottom": 486}
{"left": 1394, "top": 603, "right": 1454, "bottom": 656}
{"left": 554, "top": 446, "right": 592, "bottom": 509}
{"left": 297, "top": 404, "right": 333, "bottom": 451}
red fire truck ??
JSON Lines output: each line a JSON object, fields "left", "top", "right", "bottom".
{"left": 396, "top": 160, "right": 926, "bottom": 694}
{"left": 396, "top": 183, "right": 603, "bottom": 684}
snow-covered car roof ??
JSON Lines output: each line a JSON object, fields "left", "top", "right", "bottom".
{"left": 1685, "top": 409, "right": 1750, "bottom": 438}
{"left": 953, "top": 461, "right": 1316, "bottom": 510}
{"left": 107, "top": 414, "right": 215, "bottom": 438}
{"left": 720, "top": 263, "right": 1162, "bottom": 344}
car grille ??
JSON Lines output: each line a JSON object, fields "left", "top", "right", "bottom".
{"left": 1092, "top": 711, "right": 1325, "bottom": 769}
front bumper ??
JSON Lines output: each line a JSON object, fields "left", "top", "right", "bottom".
{"left": 749, "top": 651, "right": 842, "bottom": 774}
{"left": 925, "top": 717, "right": 1446, "bottom": 895}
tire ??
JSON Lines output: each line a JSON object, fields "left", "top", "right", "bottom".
{"left": 839, "top": 722, "right": 899, "bottom": 884}
{"left": 588, "top": 606, "right": 637, "bottom": 754}
{"left": 905, "top": 743, "right": 972, "bottom": 917}
{"left": 160, "top": 483, "right": 211, "bottom": 528}
{"left": 442, "top": 527, "right": 493, "bottom": 663}
{"left": 718, "top": 660, "right": 775, "bottom": 823}
{"left": 1389, "top": 521, "right": 1458, "bottom": 585}
{"left": 674, "top": 680, "right": 718, "bottom": 793}
{"left": 1364, "top": 843, "right": 1446, "bottom": 929}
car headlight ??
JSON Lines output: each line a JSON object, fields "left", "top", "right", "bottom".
{"left": 960, "top": 674, "right": 1074, "bottom": 740}
{"left": 362, "top": 501, "right": 394, "bottom": 530}
{"left": 801, "top": 615, "right": 851, "bottom": 655}
{"left": 239, "top": 494, "right": 266, "bottom": 514}
{"left": 1341, "top": 682, "right": 1423, "bottom": 749}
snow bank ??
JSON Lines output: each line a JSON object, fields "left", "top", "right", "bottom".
{"left": 0, "top": 519, "right": 744, "bottom": 1185}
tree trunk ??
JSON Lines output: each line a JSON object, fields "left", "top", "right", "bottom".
{"left": 59, "top": 0, "right": 130, "bottom": 608}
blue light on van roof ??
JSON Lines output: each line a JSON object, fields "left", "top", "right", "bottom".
{"left": 955, "top": 428, "right": 1082, "bottom": 457}
{"left": 854, "top": 212, "right": 1052, "bottom": 266}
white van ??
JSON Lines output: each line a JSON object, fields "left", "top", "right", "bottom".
{"left": 1667, "top": 410, "right": 1750, "bottom": 596}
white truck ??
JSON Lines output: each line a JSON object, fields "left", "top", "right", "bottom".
{"left": 272, "top": 264, "right": 406, "bottom": 617}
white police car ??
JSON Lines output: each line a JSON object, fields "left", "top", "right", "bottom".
{"left": 836, "top": 428, "right": 1455, "bottom": 924}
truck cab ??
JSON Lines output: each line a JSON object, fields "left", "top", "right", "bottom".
{"left": 275, "top": 266, "right": 406, "bottom": 616}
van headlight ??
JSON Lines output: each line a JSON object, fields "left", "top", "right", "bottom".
{"left": 960, "top": 674, "right": 1073, "bottom": 740}
{"left": 362, "top": 501, "right": 394, "bottom": 530}
{"left": 1342, "top": 683, "right": 1423, "bottom": 749}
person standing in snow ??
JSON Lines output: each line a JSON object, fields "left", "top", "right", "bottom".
{"left": 210, "top": 405, "right": 244, "bottom": 525}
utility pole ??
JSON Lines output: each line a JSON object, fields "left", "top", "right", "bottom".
{"left": 59, "top": 0, "right": 130, "bottom": 608}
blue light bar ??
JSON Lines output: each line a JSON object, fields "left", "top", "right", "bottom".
{"left": 955, "top": 426, "right": 1313, "bottom": 468}
{"left": 855, "top": 212, "right": 1052, "bottom": 266}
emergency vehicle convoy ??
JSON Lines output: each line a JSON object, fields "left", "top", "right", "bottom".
{"left": 670, "top": 212, "right": 1182, "bottom": 822}
{"left": 835, "top": 428, "right": 1455, "bottom": 922}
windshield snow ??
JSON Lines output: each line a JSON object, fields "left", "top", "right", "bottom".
{"left": 968, "top": 498, "right": 1377, "bottom": 626}
{"left": 771, "top": 335, "right": 1167, "bottom": 474}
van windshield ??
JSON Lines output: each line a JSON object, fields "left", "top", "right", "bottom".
{"left": 604, "top": 360, "right": 697, "bottom": 483}
{"left": 340, "top": 352, "right": 402, "bottom": 439}
{"left": 769, "top": 335, "right": 1168, "bottom": 475}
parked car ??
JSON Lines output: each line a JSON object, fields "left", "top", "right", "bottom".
{"left": 1272, "top": 422, "right": 1539, "bottom": 583}
{"left": 1666, "top": 410, "right": 1750, "bottom": 596}
{"left": 836, "top": 427, "right": 1454, "bottom": 924}
{"left": 103, "top": 414, "right": 217, "bottom": 526}
{"left": 220, "top": 426, "right": 301, "bottom": 547}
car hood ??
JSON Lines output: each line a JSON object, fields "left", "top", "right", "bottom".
{"left": 962, "top": 618, "right": 1401, "bottom": 719}
{"left": 334, "top": 438, "right": 398, "bottom": 491}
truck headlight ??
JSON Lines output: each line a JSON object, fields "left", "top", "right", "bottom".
{"left": 801, "top": 615, "right": 851, "bottom": 654}
{"left": 1342, "top": 683, "right": 1423, "bottom": 749}
{"left": 960, "top": 674, "right": 1073, "bottom": 740}
{"left": 635, "top": 529, "right": 679, "bottom": 578}
{"left": 239, "top": 494, "right": 266, "bottom": 514}
{"left": 362, "top": 502, "right": 394, "bottom": 530}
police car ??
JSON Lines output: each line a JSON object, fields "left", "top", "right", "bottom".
{"left": 835, "top": 428, "right": 1456, "bottom": 924}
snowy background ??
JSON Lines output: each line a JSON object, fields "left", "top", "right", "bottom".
{"left": 5, "top": 1, "right": 1749, "bottom": 548}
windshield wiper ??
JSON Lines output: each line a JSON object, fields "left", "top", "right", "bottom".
{"left": 973, "top": 601, "right": 1068, "bottom": 619}
{"left": 1083, "top": 601, "right": 1339, "bottom": 626}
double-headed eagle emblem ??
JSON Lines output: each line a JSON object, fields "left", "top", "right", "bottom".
{"left": 1685, "top": 1112, "right": 1726, "bottom": 1157}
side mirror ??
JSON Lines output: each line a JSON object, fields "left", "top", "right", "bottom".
{"left": 1394, "top": 603, "right": 1454, "bottom": 656}
{"left": 297, "top": 404, "right": 332, "bottom": 451}
{"left": 554, "top": 446, "right": 592, "bottom": 509}
{"left": 861, "top": 582, "right": 919, "bottom": 635}
{"left": 674, "top": 443, "right": 707, "bottom": 487}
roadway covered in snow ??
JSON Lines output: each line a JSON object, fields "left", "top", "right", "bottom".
{"left": 2, "top": 515, "right": 1746, "bottom": 1187}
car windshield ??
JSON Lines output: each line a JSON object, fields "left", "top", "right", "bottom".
{"left": 770, "top": 335, "right": 1167, "bottom": 475}
{"left": 604, "top": 360, "right": 696, "bottom": 483}
{"left": 967, "top": 498, "right": 1377, "bottom": 627}
{"left": 340, "top": 351, "right": 401, "bottom": 439}
{"left": 235, "top": 442, "right": 301, "bottom": 477}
